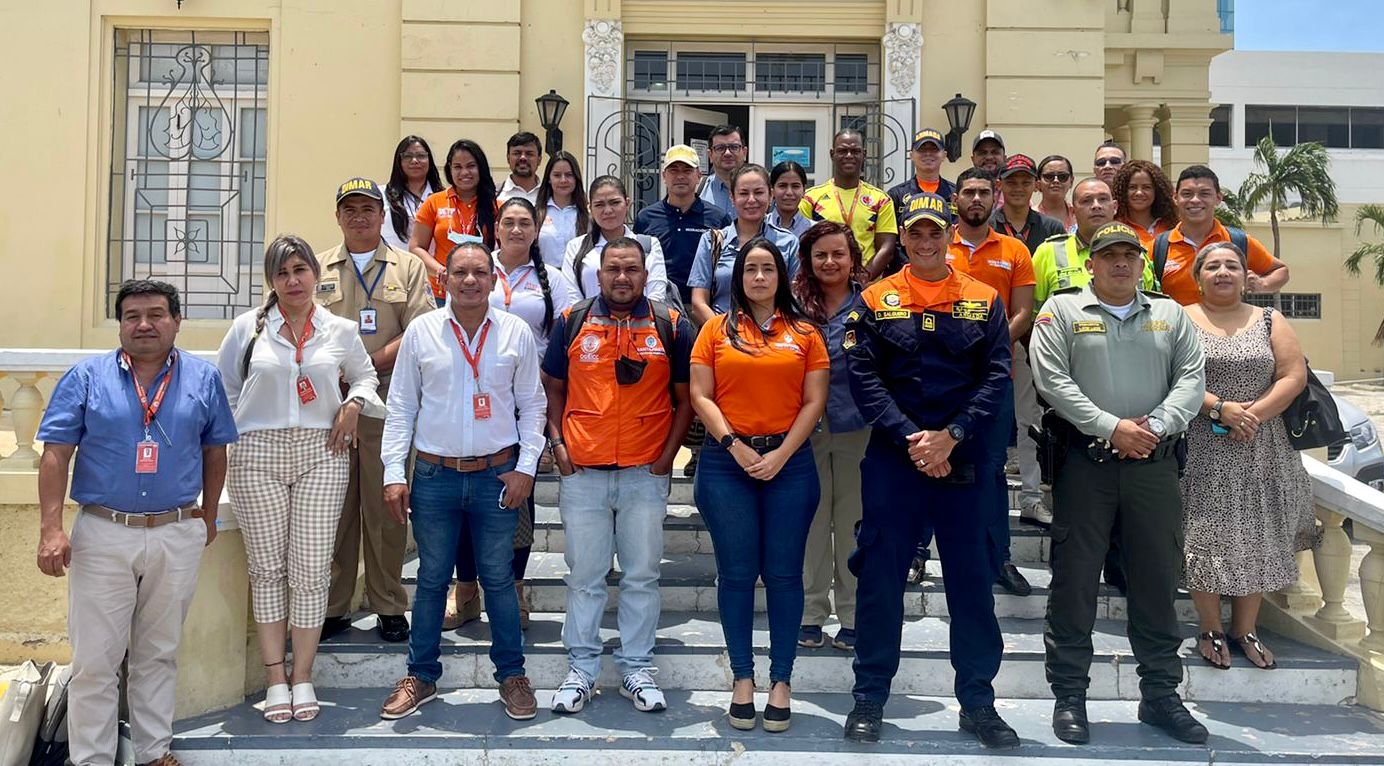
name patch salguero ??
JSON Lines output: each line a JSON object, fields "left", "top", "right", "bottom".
{"left": 875, "top": 309, "right": 910, "bottom": 320}
{"left": 952, "top": 299, "right": 989, "bottom": 321}
{"left": 1072, "top": 320, "right": 1107, "bottom": 334}
{"left": 874, "top": 290, "right": 910, "bottom": 320}
{"left": 1142, "top": 319, "right": 1171, "bottom": 332}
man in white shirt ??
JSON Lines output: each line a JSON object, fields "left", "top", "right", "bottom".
{"left": 379, "top": 241, "right": 547, "bottom": 722}
{"left": 498, "top": 132, "right": 542, "bottom": 205}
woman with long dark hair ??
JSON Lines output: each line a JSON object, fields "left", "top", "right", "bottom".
{"left": 561, "top": 175, "right": 668, "bottom": 301}
{"left": 767, "top": 161, "right": 812, "bottom": 238}
{"left": 442, "top": 197, "right": 578, "bottom": 632}
{"left": 411, "top": 139, "right": 499, "bottom": 304}
{"left": 1036, "top": 155, "right": 1077, "bottom": 234}
{"left": 790, "top": 221, "right": 870, "bottom": 652}
{"left": 1114, "top": 159, "right": 1179, "bottom": 248}
{"left": 535, "top": 151, "right": 589, "bottom": 266}
{"left": 690, "top": 237, "right": 829, "bottom": 733}
{"left": 382, "top": 136, "right": 443, "bottom": 253}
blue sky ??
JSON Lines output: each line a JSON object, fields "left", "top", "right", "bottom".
{"left": 1235, "top": 0, "right": 1384, "bottom": 52}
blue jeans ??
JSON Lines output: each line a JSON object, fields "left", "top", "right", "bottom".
{"left": 559, "top": 466, "right": 669, "bottom": 679}
{"left": 694, "top": 439, "right": 819, "bottom": 684}
{"left": 406, "top": 457, "right": 525, "bottom": 683}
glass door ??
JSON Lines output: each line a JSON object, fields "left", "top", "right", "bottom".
{"left": 751, "top": 105, "right": 832, "bottom": 187}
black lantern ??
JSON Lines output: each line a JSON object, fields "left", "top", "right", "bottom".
{"left": 941, "top": 92, "right": 977, "bottom": 163}
{"left": 535, "top": 89, "right": 570, "bottom": 155}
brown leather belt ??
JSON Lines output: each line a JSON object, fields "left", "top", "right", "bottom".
{"left": 416, "top": 445, "right": 516, "bottom": 473}
{"left": 81, "top": 503, "right": 203, "bottom": 528}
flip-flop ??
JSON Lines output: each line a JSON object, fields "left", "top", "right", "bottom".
{"left": 263, "top": 683, "right": 293, "bottom": 723}
{"left": 1197, "top": 631, "right": 1231, "bottom": 670}
{"left": 1229, "top": 632, "right": 1278, "bottom": 669}
{"left": 292, "top": 682, "right": 321, "bottom": 721}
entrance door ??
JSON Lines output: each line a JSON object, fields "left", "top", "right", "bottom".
{"left": 752, "top": 105, "right": 832, "bottom": 187}
{"left": 673, "top": 105, "right": 731, "bottom": 175}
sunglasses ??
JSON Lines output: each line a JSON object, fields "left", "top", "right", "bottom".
{"left": 1094, "top": 157, "right": 1125, "bottom": 167}
{"left": 1041, "top": 172, "right": 1072, "bottom": 183}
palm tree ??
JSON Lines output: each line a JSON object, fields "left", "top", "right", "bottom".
{"left": 1237, "top": 136, "right": 1340, "bottom": 259}
{"left": 1216, "top": 188, "right": 1247, "bottom": 230}
{"left": 1344, "top": 204, "right": 1384, "bottom": 345}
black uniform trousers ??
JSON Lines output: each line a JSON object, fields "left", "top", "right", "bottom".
{"left": 850, "top": 435, "right": 1006, "bottom": 710}
{"left": 1044, "top": 445, "right": 1184, "bottom": 700}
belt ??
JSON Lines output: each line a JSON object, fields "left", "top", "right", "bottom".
{"left": 81, "top": 503, "right": 202, "bottom": 528}
{"left": 739, "top": 433, "right": 788, "bottom": 452}
{"left": 1076, "top": 434, "right": 1182, "bottom": 464}
{"left": 416, "top": 445, "right": 516, "bottom": 473}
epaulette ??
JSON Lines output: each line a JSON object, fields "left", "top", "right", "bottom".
{"left": 1042, "top": 233, "right": 1070, "bottom": 242}
{"left": 1142, "top": 289, "right": 1172, "bottom": 300}
{"left": 1053, "top": 286, "right": 1082, "bottom": 295}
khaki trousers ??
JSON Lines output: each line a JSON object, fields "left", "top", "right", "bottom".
{"left": 327, "top": 415, "right": 409, "bottom": 617}
{"left": 803, "top": 425, "right": 869, "bottom": 629}
{"left": 67, "top": 512, "right": 205, "bottom": 766}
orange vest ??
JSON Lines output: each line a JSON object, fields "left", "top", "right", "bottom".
{"left": 561, "top": 306, "right": 678, "bottom": 467}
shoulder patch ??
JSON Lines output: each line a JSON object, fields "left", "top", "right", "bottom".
{"left": 846, "top": 309, "right": 861, "bottom": 322}
{"left": 880, "top": 291, "right": 903, "bottom": 309}
{"left": 1143, "top": 289, "right": 1171, "bottom": 300}
{"left": 1034, "top": 312, "right": 1055, "bottom": 327}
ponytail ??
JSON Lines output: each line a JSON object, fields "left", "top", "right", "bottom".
{"left": 530, "top": 240, "right": 556, "bottom": 333}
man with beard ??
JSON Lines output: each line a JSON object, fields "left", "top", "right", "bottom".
{"left": 498, "top": 131, "right": 542, "bottom": 205}
{"left": 801, "top": 128, "right": 898, "bottom": 279}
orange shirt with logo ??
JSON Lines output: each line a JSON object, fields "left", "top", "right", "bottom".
{"left": 691, "top": 312, "right": 830, "bottom": 436}
{"left": 415, "top": 188, "right": 495, "bottom": 299}
{"left": 1119, "top": 216, "right": 1174, "bottom": 251}
{"left": 945, "top": 229, "right": 1036, "bottom": 309}
{"left": 1160, "top": 220, "right": 1274, "bottom": 305}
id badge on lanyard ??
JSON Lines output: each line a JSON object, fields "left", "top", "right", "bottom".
{"left": 123, "top": 350, "right": 176, "bottom": 474}
{"left": 449, "top": 319, "right": 493, "bottom": 420}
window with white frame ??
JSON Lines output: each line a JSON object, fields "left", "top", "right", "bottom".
{"left": 107, "top": 29, "right": 269, "bottom": 320}
{"left": 626, "top": 43, "right": 878, "bottom": 102}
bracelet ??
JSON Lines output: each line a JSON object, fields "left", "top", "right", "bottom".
{"left": 550, "top": 437, "right": 565, "bottom": 447}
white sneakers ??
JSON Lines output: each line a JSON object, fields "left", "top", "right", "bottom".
{"left": 1021, "top": 498, "right": 1054, "bottom": 526}
{"left": 550, "top": 667, "right": 667, "bottom": 713}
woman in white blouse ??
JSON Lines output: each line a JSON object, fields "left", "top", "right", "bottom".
{"left": 561, "top": 175, "right": 669, "bottom": 303}
{"left": 381, "top": 136, "right": 442, "bottom": 252}
{"left": 217, "top": 234, "right": 385, "bottom": 725}
{"left": 535, "top": 150, "right": 588, "bottom": 267}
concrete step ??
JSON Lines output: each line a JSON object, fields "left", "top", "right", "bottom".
{"left": 172, "top": 689, "right": 1384, "bottom": 765}
{"left": 311, "top": 611, "right": 1354, "bottom": 705}
{"left": 403, "top": 553, "right": 1214, "bottom": 622}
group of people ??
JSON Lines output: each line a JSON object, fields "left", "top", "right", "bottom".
{"left": 33, "top": 123, "right": 1317, "bottom": 765}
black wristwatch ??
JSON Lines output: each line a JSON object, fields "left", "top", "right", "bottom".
{"left": 946, "top": 424, "right": 965, "bottom": 442}
{"left": 719, "top": 433, "right": 739, "bottom": 450}
{"left": 1208, "top": 399, "right": 1224, "bottom": 421}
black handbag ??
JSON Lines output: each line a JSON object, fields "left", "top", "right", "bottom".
{"left": 1283, "top": 363, "right": 1348, "bottom": 450}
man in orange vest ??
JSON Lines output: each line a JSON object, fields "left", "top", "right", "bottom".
{"left": 541, "top": 236, "right": 695, "bottom": 715}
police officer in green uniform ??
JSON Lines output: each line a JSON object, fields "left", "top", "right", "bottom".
{"left": 1029, "top": 222, "right": 1207, "bottom": 746}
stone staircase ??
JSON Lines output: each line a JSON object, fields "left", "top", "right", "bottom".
{"left": 172, "top": 477, "right": 1384, "bottom": 764}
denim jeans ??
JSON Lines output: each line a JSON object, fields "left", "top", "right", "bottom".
{"left": 453, "top": 498, "right": 533, "bottom": 582}
{"left": 694, "top": 439, "right": 819, "bottom": 684}
{"left": 559, "top": 465, "right": 669, "bottom": 679}
{"left": 406, "top": 456, "right": 525, "bottom": 684}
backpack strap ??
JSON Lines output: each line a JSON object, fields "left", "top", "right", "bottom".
{"left": 1151, "top": 231, "right": 1173, "bottom": 292}
{"left": 649, "top": 299, "right": 677, "bottom": 351}
{"left": 562, "top": 297, "right": 598, "bottom": 352}
{"left": 1227, "top": 226, "right": 1250, "bottom": 258}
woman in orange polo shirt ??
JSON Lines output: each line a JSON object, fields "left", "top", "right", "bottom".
{"left": 690, "top": 237, "right": 830, "bottom": 733}
{"left": 409, "top": 139, "right": 499, "bottom": 305}
{"left": 1114, "top": 159, "right": 1179, "bottom": 249}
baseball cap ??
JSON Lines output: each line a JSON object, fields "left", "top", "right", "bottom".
{"left": 336, "top": 177, "right": 383, "bottom": 204}
{"left": 661, "top": 144, "right": 700, "bottom": 171}
{"left": 971, "top": 129, "right": 1005, "bottom": 152}
{"left": 900, "top": 192, "right": 952, "bottom": 230}
{"left": 1089, "top": 222, "right": 1145, "bottom": 254}
{"left": 999, "top": 154, "right": 1038, "bottom": 179}
{"left": 911, "top": 127, "right": 945, "bottom": 151}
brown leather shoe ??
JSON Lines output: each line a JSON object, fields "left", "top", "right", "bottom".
{"left": 516, "top": 581, "right": 531, "bottom": 631}
{"left": 499, "top": 675, "right": 537, "bottom": 720}
{"left": 441, "top": 581, "right": 482, "bottom": 631}
{"left": 138, "top": 755, "right": 182, "bottom": 766}
{"left": 380, "top": 676, "right": 437, "bottom": 719}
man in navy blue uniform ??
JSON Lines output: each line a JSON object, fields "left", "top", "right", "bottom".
{"left": 841, "top": 192, "right": 1017, "bottom": 749}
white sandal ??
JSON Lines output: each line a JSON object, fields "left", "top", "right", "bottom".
{"left": 262, "top": 683, "right": 292, "bottom": 724}
{"left": 291, "top": 682, "right": 320, "bottom": 721}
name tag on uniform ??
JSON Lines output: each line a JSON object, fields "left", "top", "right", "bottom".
{"left": 1073, "top": 320, "right": 1107, "bottom": 334}
{"left": 135, "top": 440, "right": 159, "bottom": 474}
{"left": 359, "top": 308, "right": 378, "bottom": 335}
{"left": 1142, "top": 319, "right": 1170, "bottom": 332}
{"left": 316, "top": 282, "right": 337, "bottom": 294}
{"left": 952, "top": 299, "right": 989, "bottom": 321}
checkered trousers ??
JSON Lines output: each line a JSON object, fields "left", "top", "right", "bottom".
{"left": 227, "top": 428, "right": 350, "bottom": 628}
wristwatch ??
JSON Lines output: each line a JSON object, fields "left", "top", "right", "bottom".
{"left": 946, "top": 424, "right": 965, "bottom": 442}
{"left": 719, "top": 433, "right": 739, "bottom": 450}
{"left": 1147, "top": 416, "right": 1167, "bottom": 437}
{"left": 1208, "top": 399, "right": 1224, "bottom": 421}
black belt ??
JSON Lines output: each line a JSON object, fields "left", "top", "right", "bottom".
{"left": 740, "top": 433, "right": 787, "bottom": 452}
{"left": 1073, "top": 434, "right": 1183, "bottom": 464}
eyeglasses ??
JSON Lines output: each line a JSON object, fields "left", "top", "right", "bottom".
{"left": 1094, "top": 157, "right": 1124, "bottom": 167}
{"left": 400, "top": 153, "right": 430, "bottom": 163}
{"left": 1041, "top": 172, "right": 1072, "bottom": 183}
{"left": 834, "top": 147, "right": 864, "bottom": 157}
{"left": 710, "top": 143, "right": 744, "bottom": 155}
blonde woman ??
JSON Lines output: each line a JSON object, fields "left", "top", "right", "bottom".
{"left": 217, "top": 234, "right": 384, "bottom": 723}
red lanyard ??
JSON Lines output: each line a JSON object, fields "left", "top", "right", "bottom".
{"left": 449, "top": 318, "right": 492, "bottom": 384}
{"left": 121, "top": 351, "right": 177, "bottom": 429}
{"left": 448, "top": 190, "right": 479, "bottom": 238}
{"left": 281, "top": 306, "right": 315, "bottom": 367}
{"left": 832, "top": 183, "right": 861, "bottom": 228}
{"left": 495, "top": 264, "right": 534, "bottom": 309}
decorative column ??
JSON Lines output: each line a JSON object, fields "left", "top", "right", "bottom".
{"left": 1157, "top": 102, "right": 1213, "bottom": 178}
{"left": 1307, "top": 509, "right": 1367, "bottom": 641}
{"left": 582, "top": 19, "right": 624, "bottom": 181}
{"left": 1358, "top": 524, "right": 1384, "bottom": 653}
{"left": 0, "top": 373, "right": 44, "bottom": 470}
{"left": 1124, "top": 103, "right": 1159, "bottom": 162}
{"left": 881, "top": 22, "right": 923, "bottom": 188}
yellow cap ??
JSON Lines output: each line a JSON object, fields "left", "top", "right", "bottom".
{"left": 661, "top": 144, "right": 700, "bottom": 171}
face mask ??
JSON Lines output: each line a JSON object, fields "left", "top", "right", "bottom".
{"left": 614, "top": 354, "right": 648, "bottom": 386}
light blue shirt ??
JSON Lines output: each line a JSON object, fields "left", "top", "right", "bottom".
{"left": 688, "top": 221, "right": 801, "bottom": 314}
{"left": 698, "top": 174, "right": 735, "bottom": 220}
{"left": 766, "top": 207, "right": 812, "bottom": 239}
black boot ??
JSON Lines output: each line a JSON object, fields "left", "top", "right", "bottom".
{"left": 843, "top": 699, "right": 884, "bottom": 743}
{"left": 996, "top": 561, "right": 1032, "bottom": 597}
{"left": 1138, "top": 694, "right": 1208, "bottom": 744}
{"left": 959, "top": 706, "right": 1020, "bottom": 749}
{"left": 1052, "top": 695, "right": 1089, "bottom": 744}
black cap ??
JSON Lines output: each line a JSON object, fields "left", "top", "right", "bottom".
{"left": 335, "top": 177, "right": 384, "bottom": 205}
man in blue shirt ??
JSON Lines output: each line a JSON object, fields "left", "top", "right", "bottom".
{"left": 635, "top": 144, "right": 731, "bottom": 304}
{"left": 697, "top": 125, "right": 746, "bottom": 218}
{"left": 36, "top": 279, "right": 238, "bottom": 766}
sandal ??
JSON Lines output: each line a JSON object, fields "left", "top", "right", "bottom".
{"left": 292, "top": 682, "right": 321, "bottom": 721}
{"left": 1197, "top": 631, "right": 1231, "bottom": 670}
{"left": 1229, "top": 632, "right": 1277, "bottom": 670}
{"left": 262, "top": 683, "right": 292, "bottom": 723}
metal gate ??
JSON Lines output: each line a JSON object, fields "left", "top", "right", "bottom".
{"left": 833, "top": 98, "right": 916, "bottom": 191}
{"left": 586, "top": 96, "right": 671, "bottom": 217}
